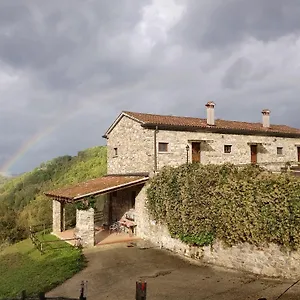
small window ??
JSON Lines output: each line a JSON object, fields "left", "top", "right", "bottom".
{"left": 277, "top": 147, "right": 283, "bottom": 155}
{"left": 113, "top": 147, "right": 118, "bottom": 156}
{"left": 224, "top": 145, "right": 232, "bottom": 154}
{"left": 158, "top": 142, "right": 168, "bottom": 152}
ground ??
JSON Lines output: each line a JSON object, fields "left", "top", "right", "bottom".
{"left": 47, "top": 241, "right": 300, "bottom": 300}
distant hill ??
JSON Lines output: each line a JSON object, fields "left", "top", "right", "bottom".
{"left": 0, "top": 146, "right": 107, "bottom": 245}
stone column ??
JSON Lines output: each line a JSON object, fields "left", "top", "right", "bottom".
{"left": 135, "top": 185, "right": 149, "bottom": 238}
{"left": 76, "top": 208, "right": 95, "bottom": 247}
{"left": 52, "top": 199, "right": 65, "bottom": 233}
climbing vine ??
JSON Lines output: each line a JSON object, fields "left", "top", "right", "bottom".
{"left": 75, "top": 196, "right": 96, "bottom": 210}
{"left": 147, "top": 163, "right": 300, "bottom": 249}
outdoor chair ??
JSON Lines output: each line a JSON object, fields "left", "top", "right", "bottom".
{"left": 109, "top": 221, "right": 122, "bottom": 234}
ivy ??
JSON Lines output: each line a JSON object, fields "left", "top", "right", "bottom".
{"left": 178, "top": 232, "right": 214, "bottom": 247}
{"left": 75, "top": 196, "right": 96, "bottom": 211}
{"left": 147, "top": 163, "right": 300, "bottom": 250}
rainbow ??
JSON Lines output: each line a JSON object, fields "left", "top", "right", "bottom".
{"left": 0, "top": 111, "right": 79, "bottom": 175}
{"left": 0, "top": 124, "right": 59, "bottom": 175}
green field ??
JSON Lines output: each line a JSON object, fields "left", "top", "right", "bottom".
{"left": 0, "top": 234, "right": 86, "bottom": 298}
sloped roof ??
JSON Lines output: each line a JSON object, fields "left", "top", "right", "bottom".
{"left": 121, "top": 111, "right": 300, "bottom": 137}
{"left": 45, "top": 175, "right": 149, "bottom": 201}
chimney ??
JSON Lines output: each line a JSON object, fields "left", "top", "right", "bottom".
{"left": 262, "top": 109, "right": 270, "bottom": 128}
{"left": 205, "top": 101, "right": 215, "bottom": 126}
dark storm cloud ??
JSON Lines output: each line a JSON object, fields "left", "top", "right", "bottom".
{"left": 0, "top": 0, "right": 300, "bottom": 174}
{"left": 175, "top": 0, "right": 300, "bottom": 49}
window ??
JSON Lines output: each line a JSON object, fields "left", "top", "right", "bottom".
{"left": 113, "top": 147, "right": 118, "bottom": 156}
{"left": 224, "top": 145, "right": 232, "bottom": 154}
{"left": 158, "top": 142, "right": 168, "bottom": 152}
{"left": 277, "top": 147, "right": 283, "bottom": 155}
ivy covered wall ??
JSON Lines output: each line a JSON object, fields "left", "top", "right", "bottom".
{"left": 147, "top": 163, "right": 300, "bottom": 250}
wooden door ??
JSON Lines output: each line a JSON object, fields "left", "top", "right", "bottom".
{"left": 250, "top": 145, "right": 257, "bottom": 164}
{"left": 298, "top": 147, "right": 300, "bottom": 162}
{"left": 192, "top": 142, "right": 201, "bottom": 163}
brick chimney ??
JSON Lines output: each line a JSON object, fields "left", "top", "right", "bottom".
{"left": 205, "top": 101, "right": 215, "bottom": 126}
{"left": 262, "top": 109, "right": 270, "bottom": 128}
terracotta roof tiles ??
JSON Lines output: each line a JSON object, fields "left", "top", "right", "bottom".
{"left": 45, "top": 175, "right": 148, "bottom": 201}
{"left": 123, "top": 111, "right": 300, "bottom": 136}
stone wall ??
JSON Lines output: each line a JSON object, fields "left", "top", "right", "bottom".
{"left": 135, "top": 185, "right": 300, "bottom": 279}
{"left": 111, "top": 186, "right": 143, "bottom": 222}
{"left": 155, "top": 130, "right": 300, "bottom": 172}
{"left": 76, "top": 208, "right": 95, "bottom": 247}
{"left": 106, "top": 115, "right": 300, "bottom": 174}
{"left": 107, "top": 115, "right": 154, "bottom": 174}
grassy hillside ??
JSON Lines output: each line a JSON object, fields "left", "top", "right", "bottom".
{"left": 0, "top": 175, "right": 9, "bottom": 187}
{"left": 0, "top": 234, "right": 85, "bottom": 297}
{"left": 0, "top": 146, "right": 107, "bottom": 245}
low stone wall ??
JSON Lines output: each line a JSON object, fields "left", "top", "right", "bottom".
{"left": 135, "top": 185, "right": 300, "bottom": 279}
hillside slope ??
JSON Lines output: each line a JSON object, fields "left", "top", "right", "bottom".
{"left": 0, "top": 175, "right": 9, "bottom": 187}
{"left": 0, "top": 146, "right": 107, "bottom": 244}
{"left": 0, "top": 234, "right": 85, "bottom": 297}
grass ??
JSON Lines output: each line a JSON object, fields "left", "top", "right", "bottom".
{"left": 0, "top": 234, "right": 86, "bottom": 298}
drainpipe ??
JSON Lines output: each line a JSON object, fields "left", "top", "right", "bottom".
{"left": 154, "top": 126, "right": 158, "bottom": 173}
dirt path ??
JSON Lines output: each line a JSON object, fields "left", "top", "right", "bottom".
{"left": 47, "top": 241, "right": 300, "bottom": 300}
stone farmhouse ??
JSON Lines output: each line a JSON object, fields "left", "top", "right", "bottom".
{"left": 45, "top": 102, "right": 300, "bottom": 247}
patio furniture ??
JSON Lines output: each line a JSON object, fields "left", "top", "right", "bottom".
{"left": 109, "top": 221, "right": 122, "bottom": 234}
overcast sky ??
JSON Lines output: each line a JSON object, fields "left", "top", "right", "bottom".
{"left": 1, "top": 0, "right": 300, "bottom": 175}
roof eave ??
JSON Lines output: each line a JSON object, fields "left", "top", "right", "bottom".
{"left": 142, "top": 123, "right": 300, "bottom": 138}
{"left": 43, "top": 192, "right": 74, "bottom": 202}
{"left": 73, "top": 177, "right": 149, "bottom": 201}
{"left": 44, "top": 176, "right": 149, "bottom": 203}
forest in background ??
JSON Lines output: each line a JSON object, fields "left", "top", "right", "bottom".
{"left": 0, "top": 146, "right": 107, "bottom": 246}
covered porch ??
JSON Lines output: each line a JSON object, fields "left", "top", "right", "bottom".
{"left": 44, "top": 174, "right": 149, "bottom": 247}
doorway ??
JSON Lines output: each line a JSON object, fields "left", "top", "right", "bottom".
{"left": 192, "top": 142, "right": 201, "bottom": 163}
{"left": 131, "top": 191, "right": 136, "bottom": 208}
{"left": 250, "top": 145, "right": 258, "bottom": 164}
{"left": 298, "top": 147, "right": 300, "bottom": 163}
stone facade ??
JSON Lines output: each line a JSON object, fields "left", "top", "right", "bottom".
{"left": 76, "top": 208, "right": 95, "bottom": 247}
{"left": 107, "top": 116, "right": 154, "bottom": 174}
{"left": 106, "top": 112, "right": 300, "bottom": 275}
{"left": 110, "top": 186, "right": 143, "bottom": 222}
{"left": 135, "top": 185, "right": 300, "bottom": 279}
{"left": 106, "top": 115, "right": 300, "bottom": 174}
{"left": 155, "top": 131, "right": 300, "bottom": 172}
{"left": 52, "top": 200, "right": 65, "bottom": 233}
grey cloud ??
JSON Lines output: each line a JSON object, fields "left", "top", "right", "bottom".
{"left": 175, "top": 0, "right": 300, "bottom": 50}
{"left": 222, "top": 57, "right": 253, "bottom": 89}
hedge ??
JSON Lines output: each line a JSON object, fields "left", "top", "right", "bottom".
{"left": 146, "top": 163, "right": 300, "bottom": 249}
